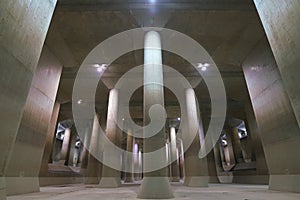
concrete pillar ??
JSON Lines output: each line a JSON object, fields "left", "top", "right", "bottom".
{"left": 169, "top": 126, "right": 180, "bottom": 182}
{"left": 243, "top": 100, "right": 269, "bottom": 184}
{"left": 85, "top": 114, "right": 102, "bottom": 184}
{"left": 60, "top": 128, "right": 71, "bottom": 162}
{"left": 99, "top": 89, "right": 121, "bottom": 188}
{"left": 4, "top": 45, "right": 62, "bottom": 195}
{"left": 67, "top": 127, "right": 78, "bottom": 166}
{"left": 253, "top": 0, "right": 300, "bottom": 128}
{"left": 133, "top": 141, "right": 142, "bottom": 181}
{"left": 178, "top": 139, "right": 185, "bottom": 180}
{"left": 213, "top": 141, "right": 233, "bottom": 184}
{"left": 80, "top": 124, "right": 92, "bottom": 170}
{"left": 243, "top": 38, "right": 300, "bottom": 192}
{"left": 39, "top": 102, "right": 60, "bottom": 185}
{"left": 238, "top": 132, "right": 253, "bottom": 163}
{"left": 183, "top": 88, "right": 209, "bottom": 187}
{"left": 124, "top": 128, "right": 134, "bottom": 183}
{"left": 137, "top": 31, "right": 174, "bottom": 199}
{"left": 231, "top": 127, "right": 244, "bottom": 163}
{"left": 224, "top": 128, "right": 236, "bottom": 166}
{"left": 0, "top": 1, "right": 57, "bottom": 198}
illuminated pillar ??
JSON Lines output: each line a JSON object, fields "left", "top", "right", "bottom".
{"left": 169, "top": 126, "right": 180, "bottom": 182}
{"left": 124, "top": 128, "right": 134, "bottom": 182}
{"left": 137, "top": 31, "right": 174, "bottom": 199}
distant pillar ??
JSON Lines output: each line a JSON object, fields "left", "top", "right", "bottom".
{"left": 169, "top": 126, "right": 180, "bottom": 182}
{"left": 67, "top": 127, "right": 78, "bottom": 166}
{"left": 224, "top": 128, "right": 236, "bottom": 166}
{"left": 60, "top": 128, "right": 71, "bottom": 162}
{"left": 137, "top": 31, "right": 174, "bottom": 199}
{"left": 124, "top": 127, "right": 134, "bottom": 182}
{"left": 231, "top": 127, "right": 244, "bottom": 163}
{"left": 99, "top": 89, "right": 121, "bottom": 188}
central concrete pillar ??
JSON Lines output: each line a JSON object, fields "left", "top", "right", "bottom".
{"left": 183, "top": 88, "right": 209, "bottom": 187}
{"left": 137, "top": 31, "right": 174, "bottom": 199}
{"left": 169, "top": 126, "right": 180, "bottom": 182}
{"left": 99, "top": 89, "right": 121, "bottom": 188}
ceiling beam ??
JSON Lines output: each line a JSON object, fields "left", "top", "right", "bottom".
{"left": 56, "top": 2, "right": 255, "bottom": 12}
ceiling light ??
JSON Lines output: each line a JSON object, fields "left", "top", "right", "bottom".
{"left": 177, "top": 117, "right": 181, "bottom": 121}
{"left": 149, "top": 0, "right": 156, "bottom": 4}
{"left": 197, "top": 63, "right": 210, "bottom": 71}
{"left": 93, "top": 63, "right": 108, "bottom": 73}
{"left": 77, "top": 99, "right": 82, "bottom": 104}
{"left": 201, "top": 66, "right": 207, "bottom": 71}
{"left": 93, "top": 64, "right": 101, "bottom": 68}
{"left": 97, "top": 67, "right": 103, "bottom": 73}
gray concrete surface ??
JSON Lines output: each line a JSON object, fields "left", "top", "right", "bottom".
{"left": 7, "top": 183, "right": 300, "bottom": 200}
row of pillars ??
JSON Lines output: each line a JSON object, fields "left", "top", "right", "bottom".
{"left": 44, "top": 31, "right": 209, "bottom": 199}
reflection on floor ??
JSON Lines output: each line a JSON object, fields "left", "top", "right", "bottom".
{"left": 8, "top": 183, "right": 300, "bottom": 200}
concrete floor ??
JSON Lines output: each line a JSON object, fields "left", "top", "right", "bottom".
{"left": 7, "top": 183, "right": 300, "bottom": 200}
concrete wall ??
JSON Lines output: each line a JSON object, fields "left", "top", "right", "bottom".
{"left": 0, "top": 1, "right": 57, "bottom": 198}
{"left": 253, "top": 0, "right": 300, "bottom": 128}
{"left": 243, "top": 38, "right": 300, "bottom": 192}
{"left": 5, "top": 46, "right": 62, "bottom": 195}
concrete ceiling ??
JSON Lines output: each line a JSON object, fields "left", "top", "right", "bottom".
{"left": 46, "top": 0, "right": 266, "bottom": 123}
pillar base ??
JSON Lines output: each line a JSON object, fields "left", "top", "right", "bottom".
{"left": 170, "top": 177, "right": 180, "bottom": 182}
{"left": 85, "top": 177, "right": 99, "bottom": 185}
{"left": 269, "top": 175, "right": 300, "bottom": 193}
{"left": 137, "top": 177, "right": 174, "bottom": 199}
{"left": 0, "top": 177, "right": 6, "bottom": 200}
{"left": 124, "top": 177, "right": 134, "bottom": 183}
{"left": 217, "top": 172, "right": 233, "bottom": 184}
{"left": 184, "top": 176, "right": 209, "bottom": 187}
{"left": 5, "top": 177, "right": 40, "bottom": 196}
{"left": 98, "top": 177, "right": 121, "bottom": 188}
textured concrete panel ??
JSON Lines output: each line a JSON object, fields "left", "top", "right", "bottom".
{"left": 243, "top": 38, "right": 300, "bottom": 192}
{"left": 5, "top": 46, "right": 62, "bottom": 196}
{"left": 0, "top": 1, "right": 57, "bottom": 199}
{"left": 254, "top": 0, "right": 300, "bottom": 127}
